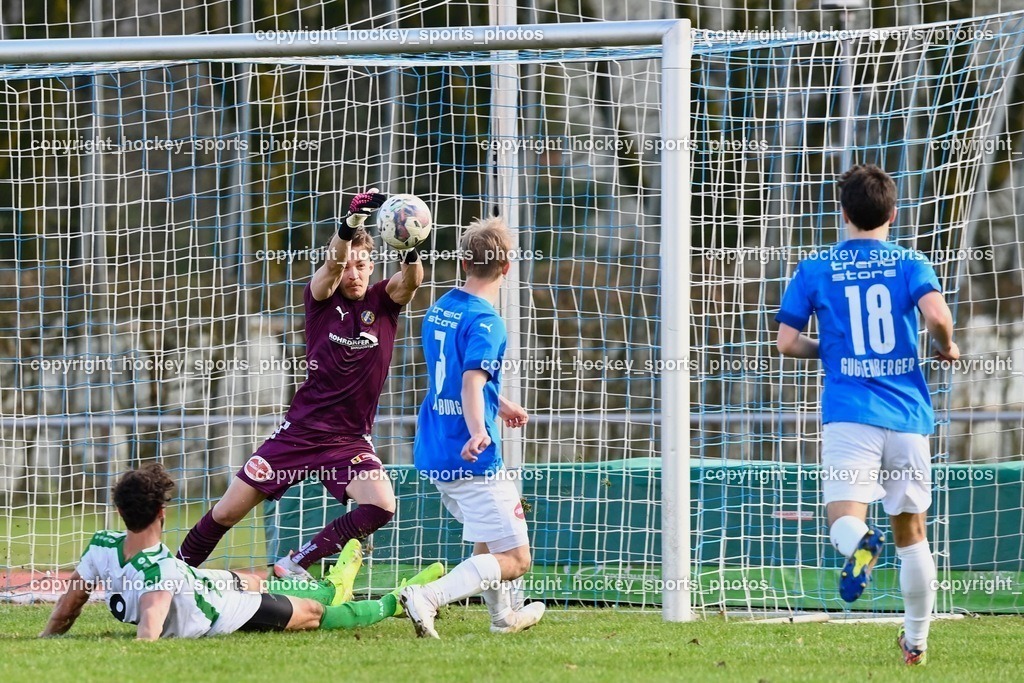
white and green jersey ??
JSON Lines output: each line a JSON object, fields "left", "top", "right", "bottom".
{"left": 75, "top": 530, "right": 261, "bottom": 638}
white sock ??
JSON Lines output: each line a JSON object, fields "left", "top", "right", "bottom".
{"left": 482, "top": 580, "right": 514, "bottom": 626}
{"left": 508, "top": 577, "right": 526, "bottom": 612}
{"left": 830, "top": 516, "right": 869, "bottom": 557}
{"left": 424, "top": 554, "right": 501, "bottom": 607}
{"left": 896, "top": 540, "right": 936, "bottom": 650}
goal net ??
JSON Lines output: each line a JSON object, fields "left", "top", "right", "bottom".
{"left": 2, "top": 11, "right": 1023, "bottom": 618}
{"left": 691, "top": 14, "right": 1024, "bottom": 616}
{"left": 0, "top": 25, "right": 681, "bottom": 606}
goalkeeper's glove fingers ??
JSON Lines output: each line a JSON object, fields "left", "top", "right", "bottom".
{"left": 348, "top": 187, "right": 387, "bottom": 222}
{"left": 338, "top": 189, "right": 386, "bottom": 240}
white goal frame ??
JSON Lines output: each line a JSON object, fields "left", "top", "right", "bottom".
{"left": 0, "top": 20, "right": 695, "bottom": 622}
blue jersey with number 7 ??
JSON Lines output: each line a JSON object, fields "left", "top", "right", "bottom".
{"left": 775, "top": 238, "right": 941, "bottom": 434}
{"left": 415, "top": 288, "right": 507, "bottom": 480}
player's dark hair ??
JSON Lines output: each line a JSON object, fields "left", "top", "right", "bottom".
{"left": 112, "top": 463, "right": 175, "bottom": 532}
{"left": 838, "top": 164, "right": 897, "bottom": 231}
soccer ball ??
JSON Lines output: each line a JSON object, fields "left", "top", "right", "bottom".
{"left": 377, "top": 194, "right": 432, "bottom": 250}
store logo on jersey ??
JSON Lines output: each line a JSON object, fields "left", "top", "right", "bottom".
{"left": 336, "top": 306, "right": 348, "bottom": 321}
{"left": 361, "top": 310, "right": 376, "bottom": 326}
{"left": 513, "top": 502, "right": 525, "bottom": 520}
{"left": 830, "top": 254, "right": 897, "bottom": 282}
{"left": 244, "top": 455, "right": 274, "bottom": 482}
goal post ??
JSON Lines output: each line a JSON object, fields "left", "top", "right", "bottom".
{"left": 660, "top": 19, "right": 693, "bottom": 623}
{"left": 0, "top": 19, "right": 696, "bottom": 618}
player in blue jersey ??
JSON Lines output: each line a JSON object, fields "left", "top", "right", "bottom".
{"left": 775, "top": 165, "right": 959, "bottom": 665}
{"left": 399, "top": 216, "right": 546, "bottom": 639}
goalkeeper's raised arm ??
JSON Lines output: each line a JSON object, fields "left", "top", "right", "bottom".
{"left": 310, "top": 188, "right": 387, "bottom": 301}
{"left": 384, "top": 241, "right": 425, "bottom": 306}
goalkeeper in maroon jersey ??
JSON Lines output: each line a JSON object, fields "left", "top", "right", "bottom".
{"left": 176, "top": 188, "right": 425, "bottom": 578}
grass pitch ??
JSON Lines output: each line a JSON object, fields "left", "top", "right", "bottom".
{"left": 0, "top": 604, "right": 1019, "bottom": 683}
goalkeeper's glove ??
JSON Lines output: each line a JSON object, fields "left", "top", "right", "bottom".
{"left": 338, "top": 188, "right": 387, "bottom": 240}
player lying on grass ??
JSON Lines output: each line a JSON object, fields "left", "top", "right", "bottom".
{"left": 176, "top": 189, "right": 424, "bottom": 579}
{"left": 775, "top": 164, "right": 958, "bottom": 666}
{"left": 41, "top": 464, "right": 444, "bottom": 640}
{"left": 400, "top": 217, "right": 545, "bottom": 639}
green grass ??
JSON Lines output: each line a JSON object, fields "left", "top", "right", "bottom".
{"left": 0, "top": 604, "right": 1020, "bottom": 682}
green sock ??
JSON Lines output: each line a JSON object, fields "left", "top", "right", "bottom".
{"left": 380, "top": 593, "right": 397, "bottom": 616}
{"left": 318, "top": 595, "right": 398, "bottom": 631}
{"left": 264, "top": 577, "right": 336, "bottom": 606}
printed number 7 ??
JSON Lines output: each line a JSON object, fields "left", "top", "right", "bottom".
{"left": 434, "top": 330, "right": 447, "bottom": 394}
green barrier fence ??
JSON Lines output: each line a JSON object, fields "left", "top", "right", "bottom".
{"left": 270, "top": 459, "right": 1023, "bottom": 613}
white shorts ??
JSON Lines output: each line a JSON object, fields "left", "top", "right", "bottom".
{"left": 434, "top": 476, "right": 530, "bottom": 553}
{"left": 200, "top": 570, "right": 263, "bottom": 637}
{"left": 821, "top": 422, "right": 932, "bottom": 516}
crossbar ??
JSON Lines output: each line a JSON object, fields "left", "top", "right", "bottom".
{"left": 0, "top": 20, "right": 677, "bottom": 64}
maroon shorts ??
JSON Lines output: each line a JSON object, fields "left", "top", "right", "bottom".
{"left": 236, "top": 420, "right": 385, "bottom": 502}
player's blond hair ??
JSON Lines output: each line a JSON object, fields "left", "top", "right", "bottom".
{"left": 348, "top": 228, "right": 375, "bottom": 262}
{"left": 460, "top": 216, "right": 515, "bottom": 281}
